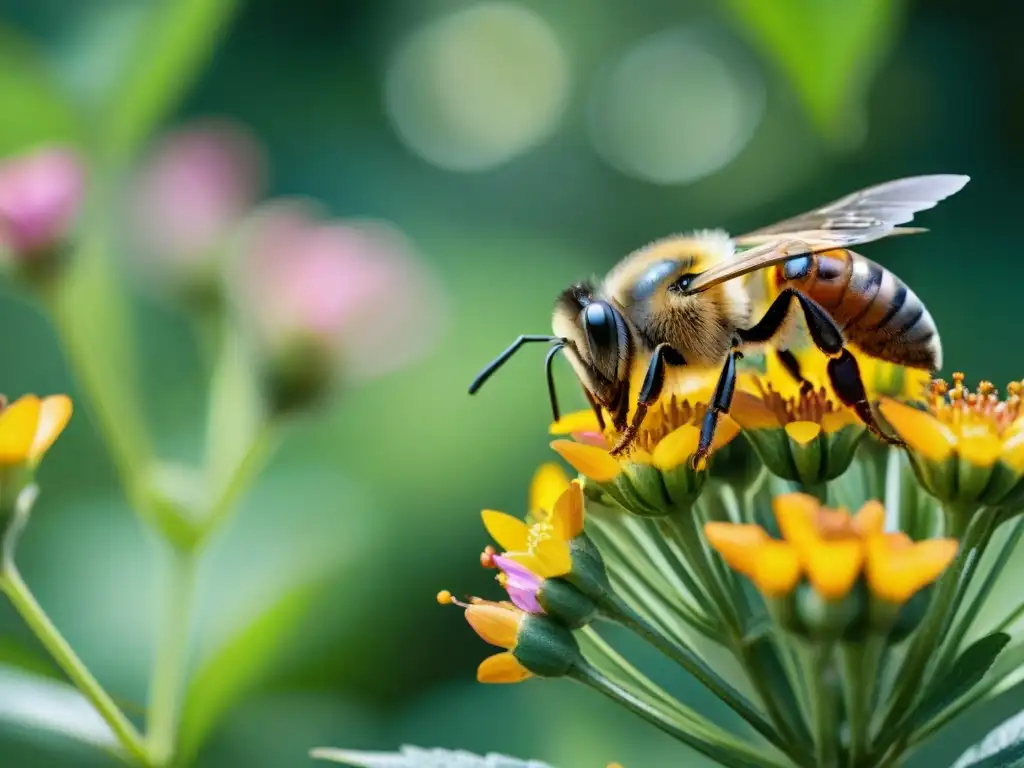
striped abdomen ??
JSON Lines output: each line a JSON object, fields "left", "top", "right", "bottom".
{"left": 773, "top": 249, "right": 942, "bottom": 370}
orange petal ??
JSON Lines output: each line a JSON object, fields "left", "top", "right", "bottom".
{"left": 712, "top": 415, "right": 741, "bottom": 452}
{"left": 481, "top": 511, "right": 530, "bottom": 552}
{"left": 805, "top": 541, "right": 863, "bottom": 600}
{"left": 550, "top": 480, "right": 584, "bottom": 540}
{"left": 549, "top": 410, "right": 602, "bottom": 436}
{"left": 529, "top": 462, "right": 570, "bottom": 519}
{"left": 704, "top": 522, "right": 770, "bottom": 578}
{"left": 0, "top": 395, "right": 42, "bottom": 465}
{"left": 772, "top": 493, "right": 822, "bottom": 553}
{"left": 651, "top": 425, "right": 700, "bottom": 470}
{"left": 465, "top": 603, "right": 523, "bottom": 649}
{"left": 477, "top": 651, "right": 532, "bottom": 683}
{"left": 751, "top": 541, "right": 802, "bottom": 597}
{"left": 853, "top": 500, "right": 886, "bottom": 537}
{"left": 28, "top": 395, "right": 72, "bottom": 462}
{"left": 785, "top": 421, "right": 822, "bottom": 446}
{"left": 550, "top": 440, "right": 621, "bottom": 482}
{"left": 867, "top": 535, "right": 958, "bottom": 603}
{"left": 730, "top": 391, "right": 781, "bottom": 431}
{"left": 878, "top": 399, "right": 956, "bottom": 463}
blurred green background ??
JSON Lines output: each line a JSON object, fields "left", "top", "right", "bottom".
{"left": 0, "top": 0, "right": 1022, "bottom": 766}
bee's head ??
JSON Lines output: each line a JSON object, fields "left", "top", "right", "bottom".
{"left": 553, "top": 282, "right": 632, "bottom": 409}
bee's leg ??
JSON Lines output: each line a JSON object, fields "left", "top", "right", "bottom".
{"left": 740, "top": 288, "right": 901, "bottom": 444}
{"left": 826, "top": 349, "right": 905, "bottom": 446}
{"left": 582, "top": 387, "right": 606, "bottom": 431}
{"left": 775, "top": 348, "right": 814, "bottom": 395}
{"left": 610, "top": 342, "right": 677, "bottom": 456}
{"left": 692, "top": 346, "right": 743, "bottom": 470}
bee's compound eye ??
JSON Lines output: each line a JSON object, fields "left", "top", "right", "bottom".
{"left": 584, "top": 302, "right": 616, "bottom": 350}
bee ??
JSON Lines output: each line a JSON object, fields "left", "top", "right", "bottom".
{"left": 469, "top": 175, "right": 969, "bottom": 466}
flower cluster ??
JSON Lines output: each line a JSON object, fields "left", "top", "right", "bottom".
{"left": 444, "top": 349, "right": 1024, "bottom": 768}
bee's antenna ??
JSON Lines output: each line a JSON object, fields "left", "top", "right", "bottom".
{"left": 468, "top": 335, "right": 562, "bottom": 394}
{"left": 544, "top": 343, "right": 565, "bottom": 422}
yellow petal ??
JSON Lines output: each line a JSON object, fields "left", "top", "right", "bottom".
{"left": 550, "top": 440, "right": 621, "bottom": 482}
{"left": 529, "top": 462, "right": 570, "bottom": 517}
{"left": 531, "top": 538, "right": 573, "bottom": 578}
{"left": 820, "top": 408, "right": 860, "bottom": 434}
{"left": 465, "top": 603, "right": 523, "bottom": 649}
{"left": 28, "top": 395, "right": 72, "bottom": 462}
{"left": 751, "top": 541, "right": 802, "bottom": 597}
{"left": 853, "top": 500, "right": 886, "bottom": 537}
{"left": 878, "top": 399, "right": 957, "bottom": 463}
{"left": 0, "top": 395, "right": 42, "bottom": 465}
{"left": 651, "top": 425, "right": 700, "bottom": 470}
{"left": 704, "top": 522, "right": 770, "bottom": 578}
{"left": 549, "top": 410, "right": 602, "bottom": 436}
{"left": 550, "top": 480, "right": 584, "bottom": 540}
{"left": 805, "top": 541, "right": 863, "bottom": 600}
{"left": 773, "top": 493, "right": 822, "bottom": 552}
{"left": 481, "top": 511, "right": 530, "bottom": 552}
{"left": 958, "top": 422, "right": 1002, "bottom": 468}
{"left": 730, "top": 391, "right": 781, "bottom": 431}
{"left": 477, "top": 651, "right": 532, "bottom": 683}
{"left": 1001, "top": 429, "right": 1024, "bottom": 474}
{"left": 785, "top": 421, "right": 822, "bottom": 446}
{"left": 712, "top": 415, "right": 741, "bottom": 452}
{"left": 867, "top": 535, "right": 958, "bottom": 603}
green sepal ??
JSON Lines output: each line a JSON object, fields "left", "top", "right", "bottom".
{"left": 957, "top": 457, "right": 996, "bottom": 506}
{"left": 884, "top": 586, "right": 930, "bottom": 643}
{"left": 537, "top": 578, "right": 599, "bottom": 629}
{"left": 789, "top": 432, "right": 823, "bottom": 486}
{"left": 0, "top": 464, "right": 33, "bottom": 517}
{"left": 744, "top": 428, "right": 799, "bottom": 481}
{"left": 823, "top": 425, "right": 866, "bottom": 481}
{"left": 624, "top": 462, "right": 672, "bottom": 512}
{"left": 567, "top": 532, "right": 611, "bottom": 597}
{"left": 708, "top": 434, "right": 763, "bottom": 491}
{"left": 793, "top": 581, "right": 864, "bottom": 642}
{"left": 513, "top": 614, "right": 582, "bottom": 678}
{"left": 982, "top": 461, "right": 1024, "bottom": 508}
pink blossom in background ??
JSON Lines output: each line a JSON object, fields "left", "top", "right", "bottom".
{"left": 235, "top": 200, "right": 446, "bottom": 380}
{"left": 131, "top": 119, "right": 264, "bottom": 271}
{"left": 0, "top": 147, "right": 85, "bottom": 256}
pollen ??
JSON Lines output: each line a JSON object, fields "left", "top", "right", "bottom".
{"left": 480, "top": 545, "right": 498, "bottom": 569}
{"left": 609, "top": 393, "right": 707, "bottom": 452}
{"left": 755, "top": 380, "right": 844, "bottom": 426}
{"left": 927, "top": 373, "right": 1024, "bottom": 437}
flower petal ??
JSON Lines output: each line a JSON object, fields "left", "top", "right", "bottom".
{"left": 28, "top": 395, "right": 72, "bottom": 462}
{"left": 958, "top": 422, "right": 1002, "bottom": 468}
{"left": 878, "top": 399, "right": 957, "bottom": 463}
{"left": 785, "top": 421, "right": 822, "bottom": 446}
{"left": 481, "top": 510, "right": 530, "bottom": 552}
{"left": 712, "top": 415, "right": 742, "bottom": 452}
{"left": 704, "top": 522, "right": 770, "bottom": 578}
{"left": 529, "top": 462, "right": 571, "bottom": 520}
{"left": 550, "top": 480, "right": 584, "bottom": 540}
{"left": 772, "top": 493, "right": 822, "bottom": 552}
{"left": 1002, "top": 429, "right": 1024, "bottom": 474}
{"left": 805, "top": 541, "right": 863, "bottom": 600}
{"left": 550, "top": 439, "right": 621, "bottom": 482}
{"left": 730, "top": 391, "right": 781, "bottom": 431}
{"left": 0, "top": 395, "right": 41, "bottom": 464}
{"left": 549, "top": 410, "right": 602, "bottom": 435}
{"left": 465, "top": 603, "right": 522, "bottom": 649}
{"left": 852, "top": 500, "right": 886, "bottom": 537}
{"left": 493, "top": 555, "right": 544, "bottom": 614}
{"left": 751, "top": 541, "right": 802, "bottom": 597}
{"left": 531, "top": 538, "right": 573, "bottom": 578}
{"left": 867, "top": 535, "right": 958, "bottom": 603}
{"left": 477, "top": 651, "right": 532, "bottom": 683}
{"left": 651, "top": 425, "right": 700, "bottom": 471}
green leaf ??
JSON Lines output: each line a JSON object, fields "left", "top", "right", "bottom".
{"left": 0, "top": 639, "right": 62, "bottom": 682}
{"left": 724, "top": 0, "right": 902, "bottom": 145}
{"left": 310, "top": 746, "right": 557, "bottom": 768}
{"left": 177, "top": 576, "right": 324, "bottom": 762}
{"left": 951, "top": 709, "right": 1024, "bottom": 768}
{"left": 912, "top": 631, "right": 1011, "bottom": 730}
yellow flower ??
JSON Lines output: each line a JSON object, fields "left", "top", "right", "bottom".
{"left": 483, "top": 479, "right": 584, "bottom": 579}
{"left": 768, "top": 344, "right": 929, "bottom": 403}
{"left": 705, "top": 493, "right": 957, "bottom": 637}
{"left": 526, "top": 461, "right": 571, "bottom": 525}
{"left": 463, "top": 600, "right": 533, "bottom": 684}
{"left": 879, "top": 374, "right": 1024, "bottom": 510}
{"left": 731, "top": 376, "right": 864, "bottom": 485}
{"left": 0, "top": 394, "right": 73, "bottom": 467}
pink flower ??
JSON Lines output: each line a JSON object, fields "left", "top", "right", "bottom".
{"left": 0, "top": 147, "right": 85, "bottom": 256}
{"left": 234, "top": 200, "right": 445, "bottom": 382}
{"left": 130, "top": 119, "right": 264, "bottom": 271}
{"left": 493, "top": 555, "right": 545, "bottom": 615}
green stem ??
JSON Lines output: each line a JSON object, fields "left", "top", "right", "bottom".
{"left": 572, "top": 663, "right": 791, "bottom": 768}
{"left": 606, "top": 596, "right": 804, "bottom": 764}
{"left": 145, "top": 547, "right": 199, "bottom": 766}
{"left": 873, "top": 508, "right": 995, "bottom": 759}
{"left": 841, "top": 640, "right": 882, "bottom": 766}
{"left": 1, "top": 563, "right": 148, "bottom": 765}
{"left": 805, "top": 644, "right": 838, "bottom": 768}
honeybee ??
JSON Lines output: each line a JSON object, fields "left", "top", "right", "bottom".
{"left": 470, "top": 175, "right": 969, "bottom": 466}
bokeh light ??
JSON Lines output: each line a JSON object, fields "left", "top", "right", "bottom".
{"left": 588, "top": 27, "right": 765, "bottom": 185}
{"left": 384, "top": 1, "right": 570, "bottom": 172}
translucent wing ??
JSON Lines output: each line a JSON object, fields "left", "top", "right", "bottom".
{"left": 685, "top": 174, "right": 969, "bottom": 294}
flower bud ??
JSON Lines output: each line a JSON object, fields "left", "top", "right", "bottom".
{"left": 0, "top": 147, "right": 85, "bottom": 277}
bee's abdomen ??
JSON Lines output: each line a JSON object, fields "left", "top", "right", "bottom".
{"left": 774, "top": 249, "right": 942, "bottom": 370}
